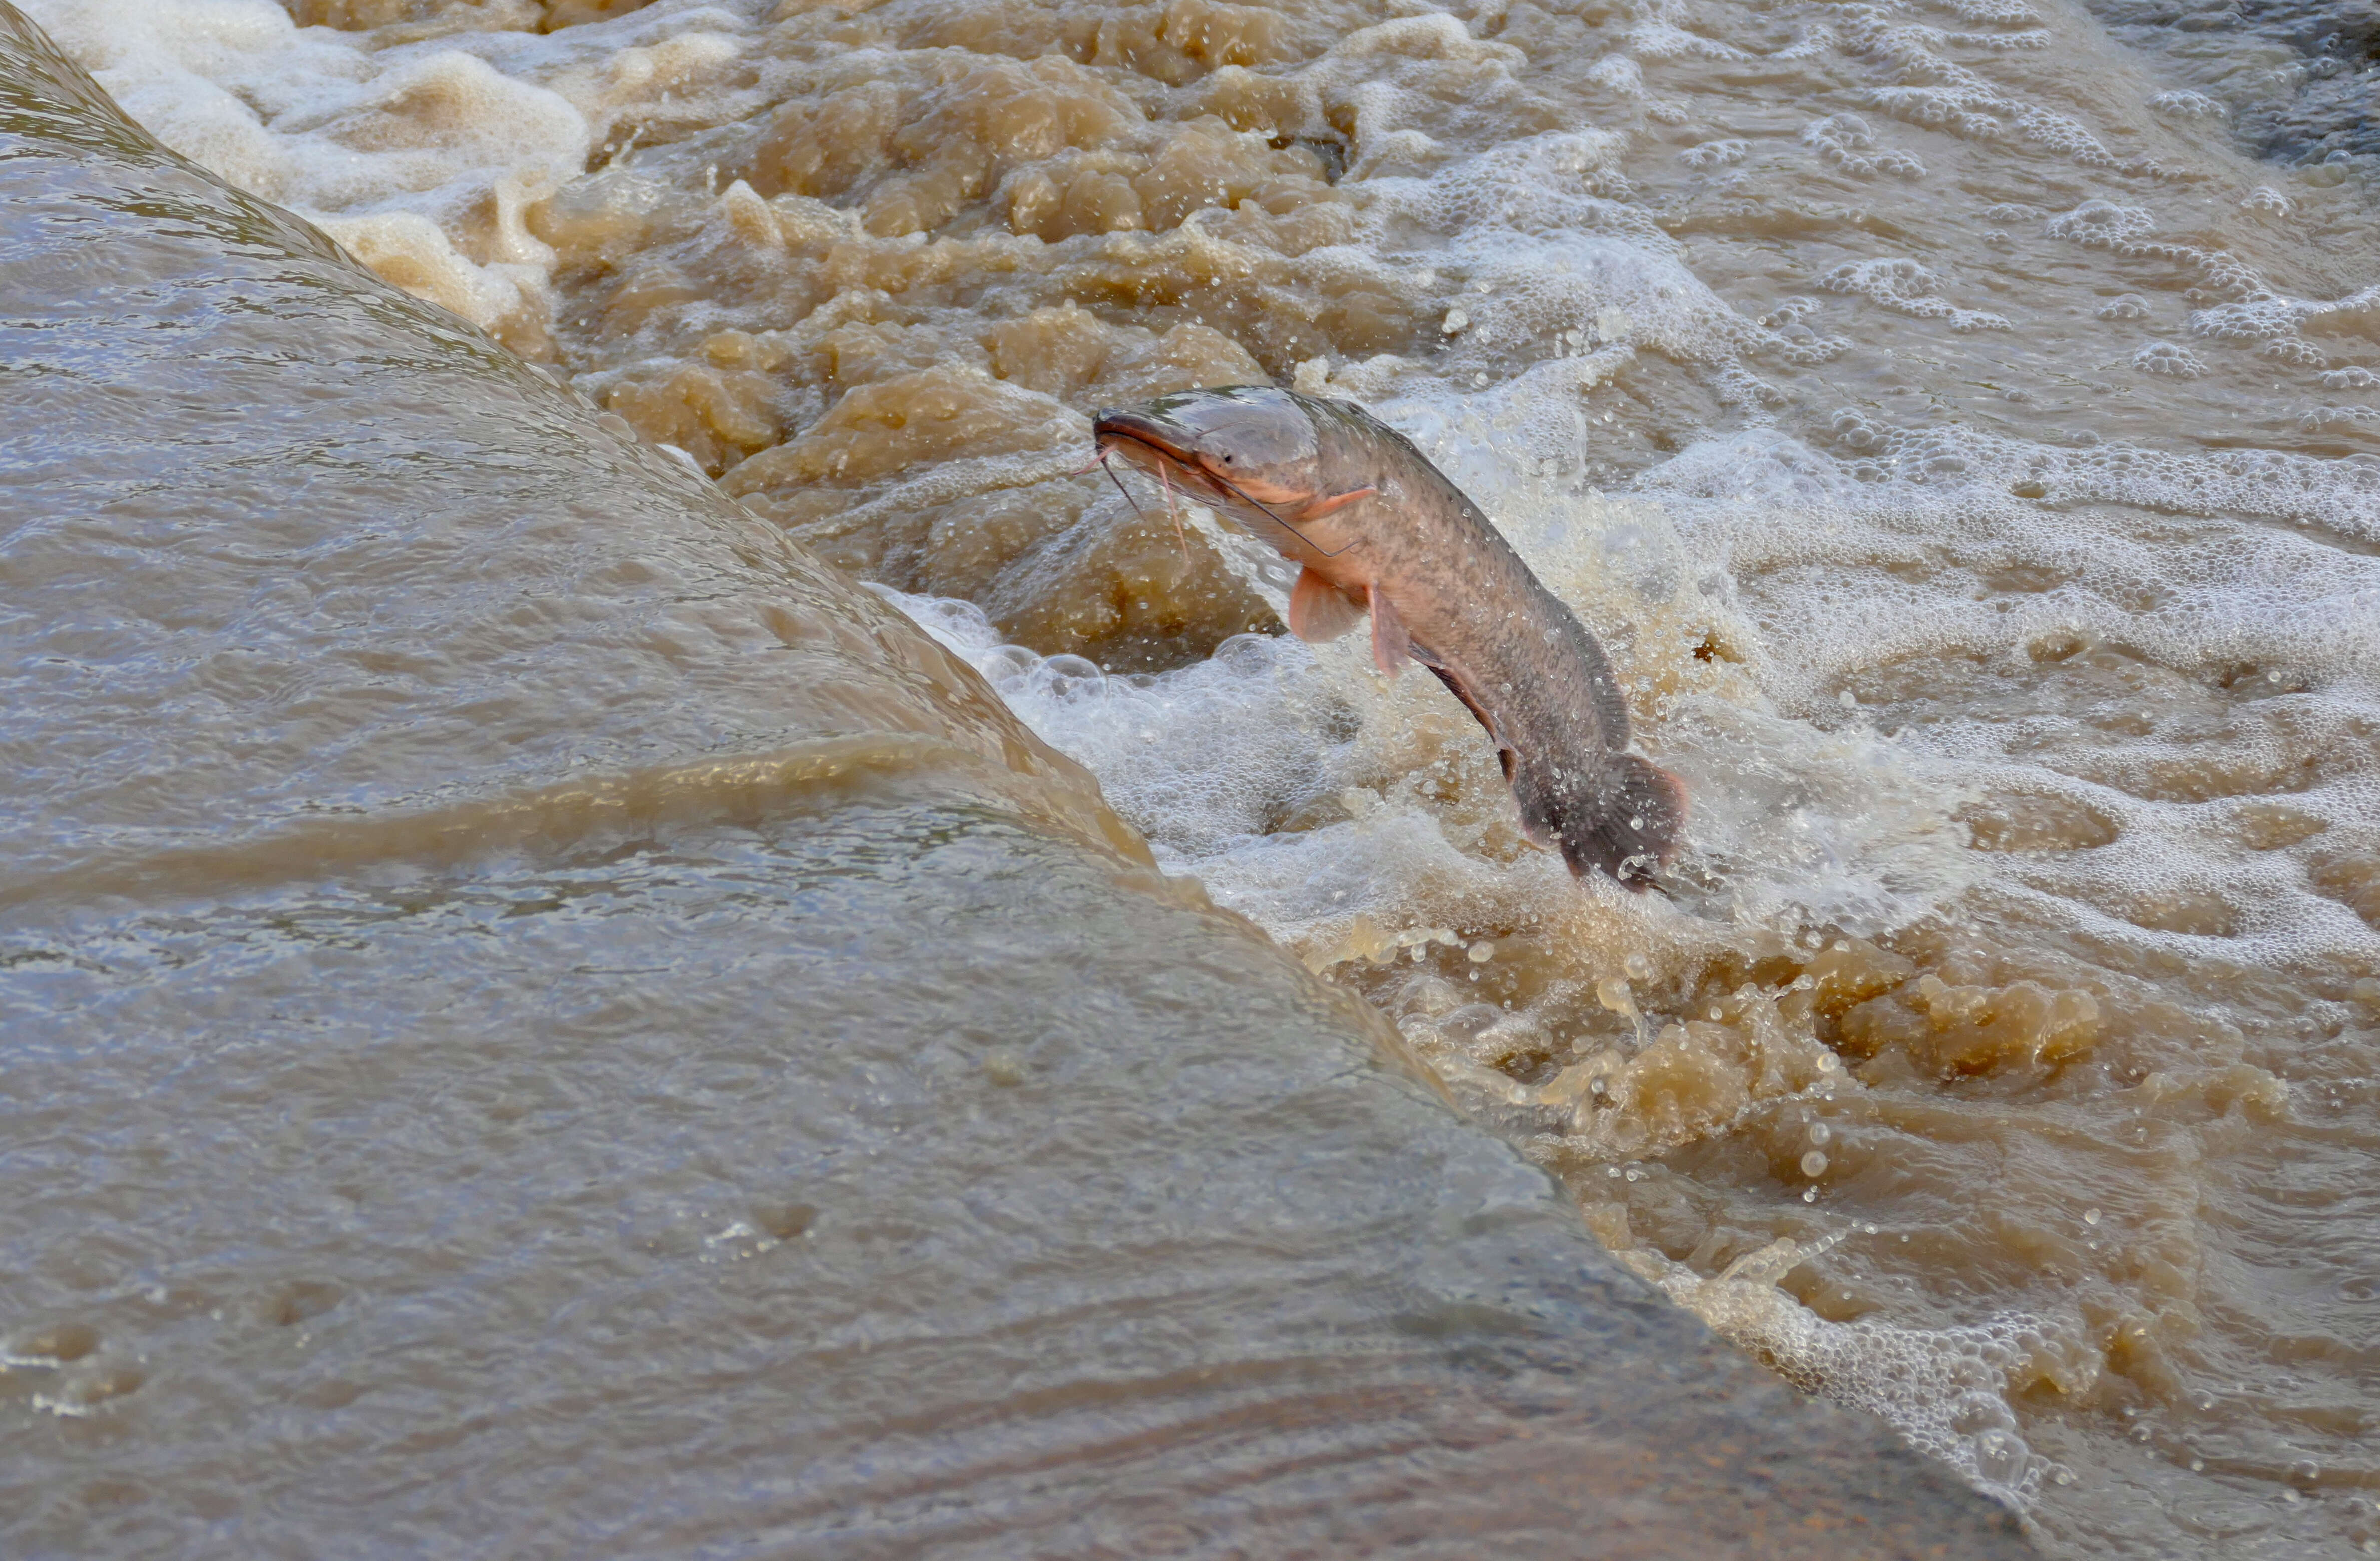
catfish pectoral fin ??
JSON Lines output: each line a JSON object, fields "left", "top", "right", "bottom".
{"left": 1514, "top": 751, "right": 1687, "bottom": 890}
{"left": 1303, "top": 485, "right": 1377, "bottom": 517}
{"left": 1287, "top": 567, "right": 1365, "bottom": 643}
{"left": 1369, "top": 588, "right": 1413, "bottom": 677}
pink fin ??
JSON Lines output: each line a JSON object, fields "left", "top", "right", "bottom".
{"left": 1303, "top": 485, "right": 1377, "bottom": 518}
{"left": 1370, "top": 588, "right": 1413, "bottom": 677}
{"left": 1288, "top": 567, "right": 1365, "bottom": 643}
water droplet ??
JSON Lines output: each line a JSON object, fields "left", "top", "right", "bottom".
{"left": 1800, "top": 1151, "right": 1829, "bottom": 1177}
{"left": 1808, "top": 1122, "right": 1832, "bottom": 1146}
{"left": 2084, "top": 1208, "right": 2101, "bottom": 1226}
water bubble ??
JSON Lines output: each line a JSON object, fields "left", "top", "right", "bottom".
{"left": 1800, "top": 1151, "right": 1829, "bottom": 1177}
{"left": 1972, "top": 1428, "right": 2032, "bottom": 1486}
{"left": 1951, "top": 1391, "right": 2017, "bottom": 1436}
{"left": 1808, "top": 1122, "right": 1832, "bottom": 1147}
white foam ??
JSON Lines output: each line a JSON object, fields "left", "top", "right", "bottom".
{"left": 1803, "top": 113, "right": 1928, "bottom": 179}
{"left": 1621, "top": 1234, "right": 2075, "bottom": 1509}
{"left": 2148, "top": 88, "right": 2227, "bottom": 121}
{"left": 1819, "top": 257, "right": 2013, "bottom": 333}
{"left": 15, "top": 0, "right": 754, "bottom": 336}
{"left": 876, "top": 588, "right": 1338, "bottom": 860}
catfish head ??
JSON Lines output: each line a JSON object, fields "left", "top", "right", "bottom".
{"left": 1091, "top": 387, "right": 1375, "bottom": 550}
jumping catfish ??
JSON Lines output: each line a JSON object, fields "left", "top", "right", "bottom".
{"left": 1090, "top": 385, "right": 1686, "bottom": 889}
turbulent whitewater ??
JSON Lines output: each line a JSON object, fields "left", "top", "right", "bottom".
{"left": 18, "top": 0, "right": 2380, "bottom": 1550}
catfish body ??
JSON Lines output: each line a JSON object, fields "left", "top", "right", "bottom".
{"left": 1091, "top": 385, "right": 1685, "bottom": 889}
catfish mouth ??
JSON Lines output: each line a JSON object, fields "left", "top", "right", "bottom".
{"left": 1091, "top": 408, "right": 1310, "bottom": 513}
{"left": 1092, "top": 409, "right": 1215, "bottom": 484}
{"left": 1090, "top": 409, "right": 1252, "bottom": 524}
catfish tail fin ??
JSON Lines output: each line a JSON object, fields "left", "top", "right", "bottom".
{"left": 1512, "top": 751, "right": 1687, "bottom": 890}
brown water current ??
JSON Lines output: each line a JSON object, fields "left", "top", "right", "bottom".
{"left": 0, "top": 14, "right": 2039, "bottom": 1556}
{"left": 8, "top": 0, "right": 2380, "bottom": 1550}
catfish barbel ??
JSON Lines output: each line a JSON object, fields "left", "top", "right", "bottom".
{"left": 1090, "top": 385, "right": 1685, "bottom": 890}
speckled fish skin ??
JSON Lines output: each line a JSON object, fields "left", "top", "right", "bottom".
{"left": 1094, "top": 384, "right": 1685, "bottom": 889}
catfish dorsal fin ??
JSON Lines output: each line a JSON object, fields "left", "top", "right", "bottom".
{"left": 1287, "top": 567, "right": 1365, "bottom": 643}
{"left": 1369, "top": 587, "right": 1413, "bottom": 677}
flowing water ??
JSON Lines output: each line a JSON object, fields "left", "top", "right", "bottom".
{"left": 7, "top": 0, "right": 2378, "bottom": 1550}
{"left": 0, "top": 14, "right": 2029, "bottom": 1557}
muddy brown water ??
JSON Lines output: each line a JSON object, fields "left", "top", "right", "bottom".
{"left": 0, "top": 16, "right": 2030, "bottom": 1556}
{"left": 6, "top": 0, "right": 2380, "bottom": 1550}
